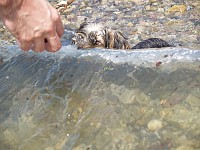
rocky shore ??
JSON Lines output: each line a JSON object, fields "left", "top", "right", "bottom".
{"left": 0, "top": 0, "right": 199, "bottom": 49}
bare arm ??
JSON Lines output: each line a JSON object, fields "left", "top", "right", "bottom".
{"left": 0, "top": 0, "right": 64, "bottom": 52}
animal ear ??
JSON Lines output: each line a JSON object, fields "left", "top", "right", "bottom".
{"left": 113, "top": 31, "right": 130, "bottom": 49}
{"left": 78, "top": 18, "right": 89, "bottom": 31}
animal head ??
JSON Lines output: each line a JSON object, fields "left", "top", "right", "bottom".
{"left": 72, "top": 19, "right": 130, "bottom": 49}
{"left": 72, "top": 22, "right": 106, "bottom": 49}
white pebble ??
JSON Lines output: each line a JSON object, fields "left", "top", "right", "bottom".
{"left": 147, "top": 119, "right": 163, "bottom": 131}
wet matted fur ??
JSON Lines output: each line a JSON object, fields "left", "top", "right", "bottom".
{"left": 72, "top": 19, "right": 171, "bottom": 50}
{"left": 131, "top": 38, "right": 170, "bottom": 49}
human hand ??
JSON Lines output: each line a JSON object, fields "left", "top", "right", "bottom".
{"left": 0, "top": 0, "right": 64, "bottom": 52}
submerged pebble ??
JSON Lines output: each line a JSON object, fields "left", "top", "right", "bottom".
{"left": 168, "top": 5, "right": 187, "bottom": 13}
{"left": 147, "top": 119, "right": 163, "bottom": 131}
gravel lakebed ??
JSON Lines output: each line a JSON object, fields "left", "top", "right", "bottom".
{"left": 0, "top": 0, "right": 200, "bottom": 49}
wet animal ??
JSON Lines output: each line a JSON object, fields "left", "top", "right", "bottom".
{"left": 72, "top": 19, "right": 171, "bottom": 50}
{"left": 72, "top": 20, "right": 130, "bottom": 49}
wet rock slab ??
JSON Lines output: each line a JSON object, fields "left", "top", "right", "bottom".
{"left": 0, "top": 46, "right": 200, "bottom": 150}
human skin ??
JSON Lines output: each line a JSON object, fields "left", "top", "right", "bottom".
{"left": 0, "top": 0, "right": 64, "bottom": 52}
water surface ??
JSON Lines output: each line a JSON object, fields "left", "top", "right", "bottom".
{"left": 0, "top": 46, "right": 200, "bottom": 150}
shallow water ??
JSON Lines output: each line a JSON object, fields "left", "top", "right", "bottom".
{"left": 0, "top": 46, "right": 200, "bottom": 150}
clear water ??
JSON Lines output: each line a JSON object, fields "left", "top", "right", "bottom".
{"left": 0, "top": 46, "right": 200, "bottom": 150}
